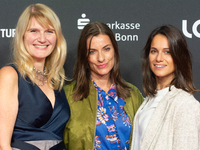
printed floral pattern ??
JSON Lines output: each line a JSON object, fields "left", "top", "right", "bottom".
{"left": 94, "top": 136, "right": 101, "bottom": 150}
{"left": 92, "top": 79, "right": 131, "bottom": 150}
{"left": 97, "top": 107, "right": 109, "bottom": 125}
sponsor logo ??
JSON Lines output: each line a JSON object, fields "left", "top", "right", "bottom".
{"left": 182, "top": 20, "right": 200, "bottom": 38}
{"left": 77, "top": 13, "right": 90, "bottom": 30}
{"left": 0, "top": 29, "right": 15, "bottom": 38}
{"left": 77, "top": 13, "right": 140, "bottom": 42}
{"left": 107, "top": 21, "right": 140, "bottom": 42}
{"left": 107, "top": 21, "right": 140, "bottom": 30}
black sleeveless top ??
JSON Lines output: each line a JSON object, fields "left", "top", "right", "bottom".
{"left": 10, "top": 65, "right": 70, "bottom": 150}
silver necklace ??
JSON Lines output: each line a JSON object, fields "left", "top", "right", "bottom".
{"left": 33, "top": 67, "right": 47, "bottom": 86}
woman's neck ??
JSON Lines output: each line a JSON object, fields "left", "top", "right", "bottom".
{"left": 155, "top": 73, "right": 175, "bottom": 90}
{"left": 34, "top": 61, "right": 45, "bottom": 71}
{"left": 91, "top": 74, "right": 112, "bottom": 93}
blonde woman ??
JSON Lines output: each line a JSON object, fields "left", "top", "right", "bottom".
{"left": 0, "top": 3, "right": 69, "bottom": 150}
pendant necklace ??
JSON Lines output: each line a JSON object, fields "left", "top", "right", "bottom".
{"left": 33, "top": 67, "right": 47, "bottom": 86}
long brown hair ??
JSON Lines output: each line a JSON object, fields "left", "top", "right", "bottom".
{"left": 142, "top": 25, "right": 198, "bottom": 97}
{"left": 71, "top": 22, "right": 132, "bottom": 101}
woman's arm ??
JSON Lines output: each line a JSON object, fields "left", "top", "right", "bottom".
{"left": 173, "top": 96, "right": 200, "bottom": 150}
{"left": 0, "top": 66, "right": 19, "bottom": 150}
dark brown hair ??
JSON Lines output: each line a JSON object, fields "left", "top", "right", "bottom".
{"left": 142, "top": 25, "right": 198, "bottom": 97}
{"left": 71, "top": 21, "right": 132, "bottom": 101}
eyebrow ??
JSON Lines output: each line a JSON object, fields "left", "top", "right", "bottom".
{"left": 103, "top": 44, "right": 111, "bottom": 48}
{"left": 89, "top": 44, "right": 111, "bottom": 50}
{"left": 27, "top": 27, "right": 55, "bottom": 31}
{"left": 150, "top": 47, "right": 170, "bottom": 50}
{"left": 27, "top": 28, "right": 37, "bottom": 30}
{"left": 47, "top": 28, "right": 55, "bottom": 31}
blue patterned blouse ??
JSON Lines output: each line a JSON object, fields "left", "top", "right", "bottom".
{"left": 92, "top": 79, "right": 131, "bottom": 150}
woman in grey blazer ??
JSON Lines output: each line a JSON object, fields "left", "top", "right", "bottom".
{"left": 131, "top": 25, "right": 200, "bottom": 150}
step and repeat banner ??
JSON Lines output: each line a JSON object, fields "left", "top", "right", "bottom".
{"left": 0, "top": 0, "right": 200, "bottom": 100}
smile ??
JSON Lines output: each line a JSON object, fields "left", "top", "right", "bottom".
{"left": 34, "top": 45, "right": 48, "bottom": 49}
{"left": 97, "top": 63, "right": 108, "bottom": 68}
{"left": 154, "top": 64, "right": 166, "bottom": 68}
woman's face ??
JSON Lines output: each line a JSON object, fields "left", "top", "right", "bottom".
{"left": 149, "top": 34, "right": 175, "bottom": 83}
{"left": 24, "top": 17, "right": 57, "bottom": 62}
{"left": 87, "top": 34, "right": 115, "bottom": 80}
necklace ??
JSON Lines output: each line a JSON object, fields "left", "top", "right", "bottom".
{"left": 33, "top": 67, "right": 47, "bottom": 86}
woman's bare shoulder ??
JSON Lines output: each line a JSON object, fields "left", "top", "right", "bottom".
{"left": 0, "top": 66, "right": 18, "bottom": 83}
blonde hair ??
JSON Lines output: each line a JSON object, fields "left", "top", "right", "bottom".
{"left": 12, "top": 3, "right": 67, "bottom": 91}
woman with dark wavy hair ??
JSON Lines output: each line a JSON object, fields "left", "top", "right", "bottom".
{"left": 63, "top": 21, "right": 143, "bottom": 150}
{"left": 131, "top": 25, "right": 200, "bottom": 150}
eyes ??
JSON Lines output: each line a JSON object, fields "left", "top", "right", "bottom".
{"left": 150, "top": 49, "right": 170, "bottom": 55}
{"left": 89, "top": 50, "right": 95, "bottom": 54}
{"left": 28, "top": 29, "right": 55, "bottom": 34}
{"left": 30, "top": 30, "right": 36, "bottom": 33}
{"left": 47, "top": 30, "right": 55, "bottom": 33}
{"left": 89, "top": 47, "right": 111, "bottom": 54}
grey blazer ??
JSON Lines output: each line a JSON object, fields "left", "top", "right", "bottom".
{"left": 131, "top": 86, "right": 200, "bottom": 150}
